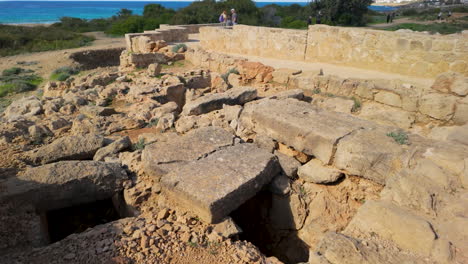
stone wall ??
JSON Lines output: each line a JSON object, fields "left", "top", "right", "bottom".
{"left": 126, "top": 23, "right": 220, "bottom": 53}
{"left": 70, "top": 48, "right": 125, "bottom": 70}
{"left": 200, "top": 25, "right": 308, "bottom": 61}
{"left": 199, "top": 24, "right": 468, "bottom": 78}
{"left": 186, "top": 47, "right": 468, "bottom": 129}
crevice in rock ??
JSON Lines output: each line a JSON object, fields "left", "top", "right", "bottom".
{"left": 42, "top": 197, "right": 122, "bottom": 244}
{"left": 230, "top": 190, "right": 309, "bottom": 264}
{"left": 328, "top": 127, "right": 364, "bottom": 166}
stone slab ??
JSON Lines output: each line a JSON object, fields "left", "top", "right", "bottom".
{"left": 240, "top": 98, "right": 372, "bottom": 164}
{"left": 182, "top": 87, "right": 257, "bottom": 116}
{"left": 142, "top": 127, "right": 234, "bottom": 177}
{"left": 161, "top": 143, "right": 279, "bottom": 223}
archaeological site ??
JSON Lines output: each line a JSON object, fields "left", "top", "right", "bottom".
{"left": 0, "top": 23, "right": 467, "bottom": 264}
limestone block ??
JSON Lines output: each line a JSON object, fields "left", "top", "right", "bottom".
{"left": 94, "top": 136, "right": 131, "bottom": 162}
{"left": 161, "top": 144, "right": 279, "bottom": 223}
{"left": 315, "top": 97, "right": 354, "bottom": 114}
{"left": 9, "top": 161, "right": 127, "bottom": 211}
{"left": 359, "top": 102, "right": 415, "bottom": 129}
{"left": 333, "top": 129, "right": 404, "bottom": 185}
{"left": 374, "top": 91, "right": 402, "bottom": 108}
{"left": 275, "top": 151, "right": 301, "bottom": 178}
{"left": 355, "top": 81, "right": 374, "bottom": 100}
{"left": 419, "top": 93, "right": 457, "bottom": 121}
{"left": 345, "top": 200, "right": 436, "bottom": 256}
{"left": 142, "top": 127, "right": 234, "bottom": 177}
{"left": 182, "top": 87, "right": 257, "bottom": 116}
{"left": 298, "top": 159, "right": 342, "bottom": 184}
{"left": 28, "top": 134, "right": 106, "bottom": 165}
{"left": 453, "top": 103, "right": 468, "bottom": 125}
{"left": 239, "top": 98, "right": 371, "bottom": 164}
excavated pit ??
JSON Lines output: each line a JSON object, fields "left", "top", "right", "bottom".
{"left": 43, "top": 198, "right": 121, "bottom": 243}
{"left": 231, "top": 190, "right": 309, "bottom": 264}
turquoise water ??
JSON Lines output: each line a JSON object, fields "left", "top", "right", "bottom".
{"left": 0, "top": 1, "right": 396, "bottom": 24}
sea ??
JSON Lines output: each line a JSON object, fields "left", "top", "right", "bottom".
{"left": 0, "top": 1, "right": 397, "bottom": 24}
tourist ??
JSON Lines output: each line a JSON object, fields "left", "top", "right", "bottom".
{"left": 231, "top": 9, "right": 238, "bottom": 25}
{"left": 219, "top": 10, "right": 227, "bottom": 27}
{"left": 438, "top": 11, "right": 442, "bottom": 20}
{"left": 386, "top": 13, "right": 391, "bottom": 23}
{"left": 307, "top": 16, "right": 312, "bottom": 25}
{"left": 316, "top": 10, "right": 322, "bottom": 24}
{"left": 448, "top": 11, "right": 452, "bottom": 19}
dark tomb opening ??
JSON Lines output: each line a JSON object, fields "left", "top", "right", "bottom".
{"left": 45, "top": 198, "right": 121, "bottom": 243}
{"left": 231, "top": 191, "right": 309, "bottom": 264}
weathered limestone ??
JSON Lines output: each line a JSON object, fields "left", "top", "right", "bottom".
{"left": 94, "top": 136, "right": 131, "bottom": 161}
{"left": 28, "top": 134, "right": 106, "bottom": 165}
{"left": 2, "top": 161, "right": 127, "bottom": 211}
{"left": 2, "top": 96, "right": 42, "bottom": 122}
{"left": 80, "top": 105, "right": 117, "bottom": 117}
{"left": 345, "top": 200, "right": 437, "bottom": 256}
{"left": 239, "top": 98, "right": 371, "bottom": 164}
{"left": 298, "top": 159, "right": 342, "bottom": 184}
{"left": 182, "top": 87, "right": 257, "bottom": 116}
{"left": 142, "top": 127, "right": 234, "bottom": 177}
{"left": 419, "top": 93, "right": 458, "bottom": 120}
{"left": 161, "top": 143, "right": 279, "bottom": 223}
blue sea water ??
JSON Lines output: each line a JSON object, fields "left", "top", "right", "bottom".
{"left": 0, "top": 1, "right": 396, "bottom": 24}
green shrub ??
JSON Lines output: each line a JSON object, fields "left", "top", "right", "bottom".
{"left": 172, "top": 43, "right": 188, "bottom": 53}
{"left": 382, "top": 22, "right": 468, "bottom": 35}
{"left": 351, "top": 97, "right": 361, "bottom": 113}
{"left": 0, "top": 69, "right": 43, "bottom": 97}
{"left": 0, "top": 25, "right": 94, "bottom": 56}
{"left": 221, "top": 68, "right": 239, "bottom": 82}
{"left": 50, "top": 66, "right": 79, "bottom": 81}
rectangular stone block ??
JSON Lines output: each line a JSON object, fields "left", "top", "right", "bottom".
{"left": 161, "top": 144, "right": 279, "bottom": 223}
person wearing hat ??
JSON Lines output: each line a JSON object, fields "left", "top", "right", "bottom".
{"left": 231, "top": 9, "right": 238, "bottom": 25}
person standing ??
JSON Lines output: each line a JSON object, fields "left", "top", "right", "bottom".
{"left": 386, "top": 13, "right": 391, "bottom": 23}
{"left": 231, "top": 9, "right": 238, "bottom": 25}
{"left": 219, "top": 10, "right": 227, "bottom": 27}
{"left": 316, "top": 10, "right": 322, "bottom": 24}
{"left": 438, "top": 11, "right": 442, "bottom": 20}
{"left": 307, "top": 16, "right": 312, "bottom": 25}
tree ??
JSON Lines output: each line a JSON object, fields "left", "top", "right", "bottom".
{"left": 117, "top": 8, "right": 133, "bottom": 19}
{"left": 311, "top": 0, "right": 372, "bottom": 26}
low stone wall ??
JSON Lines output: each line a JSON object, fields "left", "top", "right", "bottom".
{"left": 200, "top": 25, "right": 308, "bottom": 61}
{"left": 306, "top": 25, "right": 468, "bottom": 78}
{"left": 199, "top": 24, "right": 468, "bottom": 78}
{"left": 70, "top": 48, "right": 125, "bottom": 70}
{"left": 125, "top": 23, "right": 220, "bottom": 53}
{"left": 186, "top": 47, "right": 468, "bottom": 129}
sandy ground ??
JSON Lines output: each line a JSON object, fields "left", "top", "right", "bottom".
{"left": 0, "top": 32, "right": 125, "bottom": 79}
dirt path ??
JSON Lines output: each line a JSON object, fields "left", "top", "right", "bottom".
{"left": 0, "top": 32, "right": 125, "bottom": 79}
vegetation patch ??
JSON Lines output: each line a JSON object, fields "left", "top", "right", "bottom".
{"left": 351, "top": 97, "right": 361, "bottom": 113}
{"left": 221, "top": 68, "right": 239, "bottom": 83}
{"left": 0, "top": 67, "right": 43, "bottom": 97}
{"left": 50, "top": 67, "right": 80, "bottom": 82}
{"left": 382, "top": 22, "right": 468, "bottom": 34}
{"left": 0, "top": 25, "right": 94, "bottom": 56}
{"left": 171, "top": 43, "right": 187, "bottom": 53}
{"left": 386, "top": 131, "right": 409, "bottom": 145}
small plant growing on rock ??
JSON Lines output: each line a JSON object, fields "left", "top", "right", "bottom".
{"left": 221, "top": 68, "right": 239, "bottom": 83}
{"left": 146, "top": 118, "right": 159, "bottom": 128}
{"left": 171, "top": 43, "right": 187, "bottom": 53}
{"left": 351, "top": 97, "right": 361, "bottom": 113}
{"left": 387, "top": 131, "right": 409, "bottom": 145}
{"left": 313, "top": 88, "right": 321, "bottom": 94}
{"left": 132, "top": 138, "right": 146, "bottom": 151}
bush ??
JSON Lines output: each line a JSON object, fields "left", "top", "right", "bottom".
{"left": 50, "top": 66, "right": 79, "bottom": 81}
{"left": 387, "top": 131, "right": 409, "bottom": 145}
{"left": 172, "top": 43, "right": 187, "bottom": 53}
{"left": 383, "top": 22, "right": 468, "bottom": 34}
{"left": 0, "top": 25, "right": 94, "bottom": 56}
{"left": 0, "top": 70, "right": 42, "bottom": 97}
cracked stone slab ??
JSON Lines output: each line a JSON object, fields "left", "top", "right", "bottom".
{"left": 161, "top": 143, "right": 280, "bottom": 223}
{"left": 240, "top": 98, "right": 373, "bottom": 164}
{"left": 142, "top": 127, "right": 235, "bottom": 177}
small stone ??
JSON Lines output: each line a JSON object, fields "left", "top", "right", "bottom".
{"left": 157, "top": 208, "right": 170, "bottom": 220}
{"left": 64, "top": 253, "right": 75, "bottom": 260}
{"left": 298, "top": 159, "right": 343, "bottom": 184}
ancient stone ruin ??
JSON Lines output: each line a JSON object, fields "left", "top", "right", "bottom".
{"left": 1, "top": 23, "right": 467, "bottom": 264}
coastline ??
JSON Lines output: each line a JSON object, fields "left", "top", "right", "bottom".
{"left": 2, "top": 23, "right": 53, "bottom": 27}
